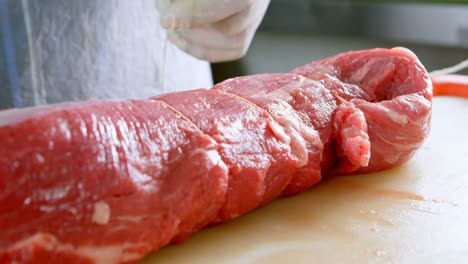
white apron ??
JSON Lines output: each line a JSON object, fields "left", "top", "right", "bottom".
{"left": 0, "top": 0, "right": 213, "bottom": 109}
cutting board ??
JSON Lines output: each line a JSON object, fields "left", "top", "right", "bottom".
{"left": 142, "top": 97, "right": 468, "bottom": 264}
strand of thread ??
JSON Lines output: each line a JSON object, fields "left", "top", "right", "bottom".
{"left": 429, "top": 58, "right": 468, "bottom": 77}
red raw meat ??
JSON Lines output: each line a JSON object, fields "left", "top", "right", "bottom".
{"left": 291, "top": 47, "right": 432, "bottom": 173}
{"left": 0, "top": 48, "right": 432, "bottom": 263}
{"left": 213, "top": 73, "right": 334, "bottom": 196}
{"left": 0, "top": 100, "right": 228, "bottom": 263}
{"left": 156, "top": 89, "right": 298, "bottom": 221}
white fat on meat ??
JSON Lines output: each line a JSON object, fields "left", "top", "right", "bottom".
{"left": 267, "top": 104, "right": 309, "bottom": 167}
{"left": 384, "top": 107, "right": 409, "bottom": 125}
{"left": 266, "top": 94, "right": 321, "bottom": 167}
{"left": 349, "top": 58, "right": 376, "bottom": 83}
{"left": 92, "top": 201, "right": 111, "bottom": 225}
{"left": 268, "top": 79, "right": 323, "bottom": 167}
{"left": 7, "top": 233, "right": 148, "bottom": 264}
{"left": 371, "top": 128, "right": 423, "bottom": 164}
{"left": 77, "top": 244, "right": 144, "bottom": 264}
{"left": 267, "top": 120, "right": 290, "bottom": 145}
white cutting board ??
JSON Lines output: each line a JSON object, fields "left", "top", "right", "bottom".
{"left": 141, "top": 97, "right": 468, "bottom": 264}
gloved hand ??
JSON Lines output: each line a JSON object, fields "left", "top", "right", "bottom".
{"left": 155, "top": 0, "right": 271, "bottom": 63}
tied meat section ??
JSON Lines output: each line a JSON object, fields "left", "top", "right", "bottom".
{"left": 290, "top": 47, "right": 432, "bottom": 173}
{"left": 0, "top": 48, "right": 432, "bottom": 263}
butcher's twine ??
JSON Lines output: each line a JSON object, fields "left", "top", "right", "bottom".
{"left": 429, "top": 58, "right": 468, "bottom": 77}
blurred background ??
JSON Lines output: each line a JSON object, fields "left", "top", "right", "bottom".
{"left": 211, "top": 0, "right": 468, "bottom": 83}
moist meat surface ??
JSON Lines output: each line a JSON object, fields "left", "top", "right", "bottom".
{"left": 0, "top": 48, "right": 432, "bottom": 263}
{"left": 291, "top": 47, "right": 432, "bottom": 173}
{"left": 213, "top": 74, "right": 333, "bottom": 196}
{"left": 0, "top": 100, "right": 228, "bottom": 263}
{"left": 157, "top": 89, "right": 299, "bottom": 221}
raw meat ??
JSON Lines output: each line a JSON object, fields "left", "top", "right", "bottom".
{"left": 291, "top": 47, "right": 432, "bottom": 173}
{"left": 0, "top": 100, "right": 229, "bottom": 263}
{"left": 0, "top": 48, "right": 432, "bottom": 263}
{"left": 213, "top": 74, "right": 333, "bottom": 196}
{"left": 156, "top": 89, "right": 298, "bottom": 221}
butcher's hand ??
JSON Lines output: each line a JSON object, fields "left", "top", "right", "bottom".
{"left": 155, "top": 0, "right": 270, "bottom": 63}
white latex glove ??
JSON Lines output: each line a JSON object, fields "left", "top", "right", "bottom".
{"left": 155, "top": 0, "right": 271, "bottom": 63}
